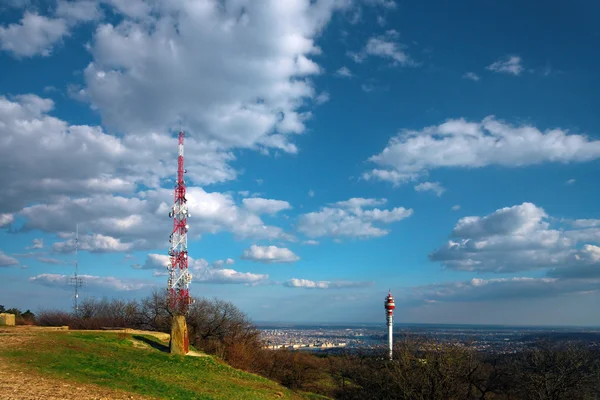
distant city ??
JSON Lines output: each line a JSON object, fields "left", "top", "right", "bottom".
{"left": 258, "top": 323, "right": 600, "bottom": 354}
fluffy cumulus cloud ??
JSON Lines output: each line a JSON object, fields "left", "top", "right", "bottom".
{"left": 348, "top": 30, "right": 416, "bottom": 67}
{"left": 487, "top": 55, "right": 523, "bottom": 76}
{"left": 196, "top": 268, "right": 268, "bottom": 285}
{"left": 462, "top": 72, "right": 480, "bottom": 81}
{"left": 0, "top": 213, "right": 14, "bottom": 228}
{"left": 284, "top": 278, "right": 374, "bottom": 289}
{"left": 82, "top": 0, "right": 351, "bottom": 153}
{"left": 29, "top": 273, "right": 154, "bottom": 291}
{"left": 242, "top": 198, "right": 291, "bottom": 215}
{"left": 18, "top": 185, "right": 292, "bottom": 253}
{"left": 335, "top": 66, "right": 353, "bottom": 78}
{"left": 134, "top": 253, "right": 267, "bottom": 284}
{"left": 0, "top": 12, "right": 67, "bottom": 57}
{"left": 241, "top": 245, "right": 300, "bottom": 264}
{"left": 0, "top": 251, "right": 19, "bottom": 267}
{"left": 0, "top": 94, "right": 237, "bottom": 215}
{"left": 298, "top": 197, "right": 413, "bottom": 239}
{"left": 56, "top": 0, "right": 103, "bottom": 23}
{"left": 365, "top": 116, "right": 600, "bottom": 185}
{"left": 211, "top": 258, "right": 235, "bottom": 268}
{"left": 36, "top": 257, "right": 67, "bottom": 265}
{"left": 414, "top": 181, "right": 445, "bottom": 196}
{"left": 27, "top": 239, "right": 44, "bottom": 250}
{"left": 430, "top": 202, "right": 600, "bottom": 274}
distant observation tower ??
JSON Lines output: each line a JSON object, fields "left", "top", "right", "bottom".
{"left": 384, "top": 290, "right": 395, "bottom": 360}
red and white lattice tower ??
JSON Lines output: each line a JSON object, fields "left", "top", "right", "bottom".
{"left": 384, "top": 290, "right": 395, "bottom": 360}
{"left": 167, "top": 131, "right": 193, "bottom": 315}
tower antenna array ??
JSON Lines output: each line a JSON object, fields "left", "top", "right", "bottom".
{"left": 68, "top": 224, "right": 84, "bottom": 313}
{"left": 167, "top": 130, "right": 193, "bottom": 315}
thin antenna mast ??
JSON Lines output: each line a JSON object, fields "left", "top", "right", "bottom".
{"left": 69, "top": 224, "right": 83, "bottom": 313}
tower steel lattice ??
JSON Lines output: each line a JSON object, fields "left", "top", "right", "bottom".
{"left": 68, "top": 224, "right": 83, "bottom": 313}
{"left": 167, "top": 131, "right": 193, "bottom": 315}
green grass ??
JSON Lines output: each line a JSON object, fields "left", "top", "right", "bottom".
{"left": 1, "top": 331, "right": 326, "bottom": 400}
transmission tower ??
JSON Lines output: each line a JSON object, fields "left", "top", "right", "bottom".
{"left": 68, "top": 224, "right": 84, "bottom": 313}
{"left": 167, "top": 130, "right": 193, "bottom": 315}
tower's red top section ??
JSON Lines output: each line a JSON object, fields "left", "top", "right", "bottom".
{"left": 384, "top": 290, "right": 395, "bottom": 312}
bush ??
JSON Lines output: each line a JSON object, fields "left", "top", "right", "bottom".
{"left": 37, "top": 310, "right": 73, "bottom": 327}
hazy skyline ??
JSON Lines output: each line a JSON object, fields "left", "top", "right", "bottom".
{"left": 1, "top": 0, "right": 600, "bottom": 326}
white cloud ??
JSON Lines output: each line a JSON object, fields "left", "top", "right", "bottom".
{"left": 82, "top": 0, "right": 350, "bottom": 154}
{"left": 298, "top": 197, "right": 412, "bottom": 239}
{"left": 566, "top": 178, "right": 576, "bottom": 185}
{"left": 0, "top": 94, "right": 236, "bottom": 214}
{"left": 376, "top": 15, "right": 386, "bottom": 26}
{"left": 196, "top": 268, "right": 268, "bottom": 285}
{"left": 334, "top": 198, "right": 386, "bottom": 209}
{"left": 335, "top": 66, "right": 353, "bottom": 78}
{"left": 451, "top": 205, "right": 461, "bottom": 212}
{"left": 29, "top": 273, "right": 154, "bottom": 291}
{"left": 0, "top": 213, "right": 14, "bottom": 227}
{"left": 241, "top": 245, "right": 300, "bottom": 264}
{"left": 366, "top": 116, "right": 600, "bottom": 185}
{"left": 361, "top": 83, "right": 376, "bottom": 92}
{"left": 284, "top": 278, "right": 373, "bottom": 289}
{"left": 569, "top": 219, "right": 600, "bottom": 229}
{"left": 308, "top": 190, "right": 315, "bottom": 198}
{"left": 462, "top": 72, "right": 480, "bottom": 81}
{"left": 364, "top": 0, "right": 397, "bottom": 9}
{"left": 0, "top": 12, "right": 67, "bottom": 57}
{"left": 56, "top": 0, "right": 103, "bottom": 23}
{"left": 242, "top": 198, "right": 291, "bottom": 215}
{"left": 29, "top": 186, "right": 291, "bottom": 253}
{"left": 487, "top": 55, "right": 523, "bottom": 76}
{"left": 53, "top": 233, "right": 143, "bottom": 253}
{"left": 364, "top": 37, "right": 414, "bottom": 66}
{"left": 211, "top": 258, "right": 235, "bottom": 268}
{"left": 2, "top": 0, "right": 30, "bottom": 8}
{"left": 303, "top": 240, "right": 319, "bottom": 245}
{"left": 430, "top": 202, "right": 600, "bottom": 273}
{"left": 409, "top": 276, "right": 600, "bottom": 304}
{"left": 347, "top": 29, "right": 416, "bottom": 67}
{"left": 315, "top": 92, "right": 330, "bottom": 105}
{"left": 134, "top": 253, "right": 264, "bottom": 284}
{"left": 548, "top": 245, "right": 600, "bottom": 279}
{"left": 362, "top": 169, "right": 413, "bottom": 186}
{"left": 133, "top": 253, "right": 170, "bottom": 270}
{"left": 189, "top": 257, "right": 267, "bottom": 284}
{"left": 27, "top": 238, "right": 44, "bottom": 250}
{"left": 347, "top": 50, "right": 365, "bottom": 63}
{"left": 0, "top": 251, "right": 19, "bottom": 267}
{"left": 414, "top": 181, "right": 445, "bottom": 196}
{"left": 36, "top": 257, "right": 67, "bottom": 265}
{"left": 101, "top": 0, "right": 150, "bottom": 18}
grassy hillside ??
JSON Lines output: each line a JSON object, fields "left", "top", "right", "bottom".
{"left": 0, "top": 330, "right": 326, "bottom": 400}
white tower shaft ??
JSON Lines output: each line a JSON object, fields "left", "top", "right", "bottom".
{"left": 387, "top": 313, "right": 393, "bottom": 360}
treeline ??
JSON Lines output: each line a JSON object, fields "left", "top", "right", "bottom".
{"left": 35, "top": 293, "right": 600, "bottom": 399}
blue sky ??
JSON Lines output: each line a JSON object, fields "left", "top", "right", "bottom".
{"left": 1, "top": 0, "right": 600, "bottom": 326}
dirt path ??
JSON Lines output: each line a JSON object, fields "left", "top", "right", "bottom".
{"left": 0, "top": 330, "right": 154, "bottom": 400}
